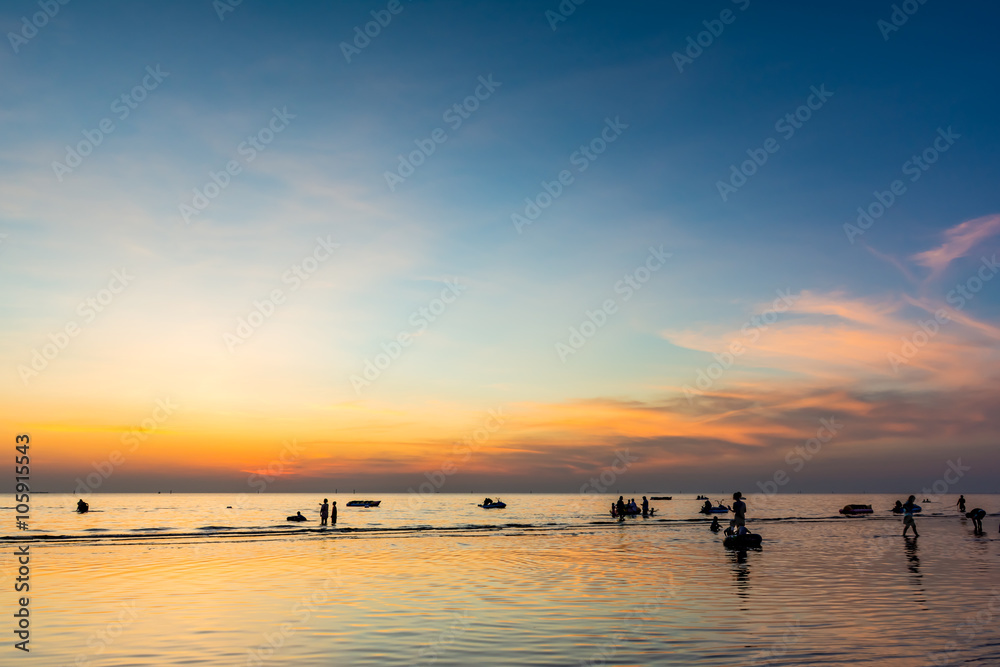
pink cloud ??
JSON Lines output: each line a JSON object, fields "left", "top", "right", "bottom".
{"left": 911, "top": 214, "right": 1000, "bottom": 280}
{"left": 664, "top": 288, "right": 1000, "bottom": 392}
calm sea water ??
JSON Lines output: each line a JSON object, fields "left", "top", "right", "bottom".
{"left": 3, "top": 493, "right": 999, "bottom": 666}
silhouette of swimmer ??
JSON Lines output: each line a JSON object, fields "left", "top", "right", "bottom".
{"left": 287, "top": 511, "right": 307, "bottom": 522}
{"left": 710, "top": 517, "right": 720, "bottom": 532}
{"left": 76, "top": 499, "right": 89, "bottom": 513}
{"left": 966, "top": 508, "right": 986, "bottom": 534}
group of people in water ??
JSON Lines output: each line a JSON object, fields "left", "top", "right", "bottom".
{"left": 319, "top": 499, "right": 336, "bottom": 525}
{"left": 611, "top": 496, "right": 653, "bottom": 520}
{"left": 702, "top": 492, "right": 755, "bottom": 540}
{"left": 700, "top": 491, "right": 997, "bottom": 542}
{"left": 890, "top": 494, "right": 995, "bottom": 537}
{"left": 957, "top": 495, "right": 990, "bottom": 535}
{"left": 286, "top": 499, "right": 337, "bottom": 524}
{"left": 71, "top": 491, "right": 994, "bottom": 540}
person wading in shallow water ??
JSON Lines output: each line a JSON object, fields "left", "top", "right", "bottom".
{"left": 966, "top": 508, "right": 986, "bottom": 535}
{"left": 902, "top": 495, "right": 920, "bottom": 537}
{"left": 616, "top": 496, "right": 626, "bottom": 523}
{"left": 320, "top": 499, "right": 329, "bottom": 526}
{"left": 331, "top": 501, "right": 337, "bottom": 525}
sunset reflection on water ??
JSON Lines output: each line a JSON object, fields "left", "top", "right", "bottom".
{"left": 5, "top": 494, "right": 999, "bottom": 665}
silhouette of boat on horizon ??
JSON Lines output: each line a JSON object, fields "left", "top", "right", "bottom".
{"left": 346, "top": 500, "right": 381, "bottom": 507}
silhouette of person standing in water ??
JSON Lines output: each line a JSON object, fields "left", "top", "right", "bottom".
{"left": 902, "top": 495, "right": 919, "bottom": 537}
{"left": 331, "top": 501, "right": 337, "bottom": 525}
{"left": 616, "top": 496, "right": 626, "bottom": 522}
{"left": 320, "top": 499, "right": 329, "bottom": 526}
{"left": 729, "top": 492, "right": 747, "bottom": 535}
{"left": 957, "top": 495, "right": 966, "bottom": 513}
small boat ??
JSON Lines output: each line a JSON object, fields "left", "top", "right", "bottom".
{"left": 699, "top": 505, "right": 730, "bottom": 514}
{"left": 479, "top": 501, "right": 506, "bottom": 509}
{"left": 696, "top": 495, "right": 709, "bottom": 500}
{"left": 286, "top": 512, "right": 307, "bottom": 522}
{"left": 345, "top": 500, "right": 380, "bottom": 507}
{"left": 723, "top": 533, "right": 763, "bottom": 549}
{"left": 839, "top": 504, "right": 873, "bottom": 515}
{"left": 650, "top": 496, "right": 672, "bottom": 500}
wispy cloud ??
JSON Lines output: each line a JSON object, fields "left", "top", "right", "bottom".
{"left": 911, "top": 214, "right": 1000, "bottom": 281}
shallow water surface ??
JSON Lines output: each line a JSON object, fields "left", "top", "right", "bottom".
{"left": 3, "top": 494, "right": 998, "bottom": 665}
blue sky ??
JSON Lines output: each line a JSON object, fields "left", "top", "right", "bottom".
{"left": 2, "top": 0, "right": 999, "bottom": 492}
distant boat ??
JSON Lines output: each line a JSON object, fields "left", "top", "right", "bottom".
{"left": 479, "top": 501, "right": 506, "bottom": 509}
{"left": 696, "top": 495, "right": 709, "bottom": 500}
{"left": 650, "top": 496, "right": 672, "bottom": 500}
{"left": 346, "top": 500, "right": 381, "bottom": 507}
{"left": 839, "top": 504, "right": 873, "bottom": 516}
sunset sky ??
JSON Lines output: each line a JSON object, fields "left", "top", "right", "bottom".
{"left": 2, "top": 1, "right": 999, "bottom": 493}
